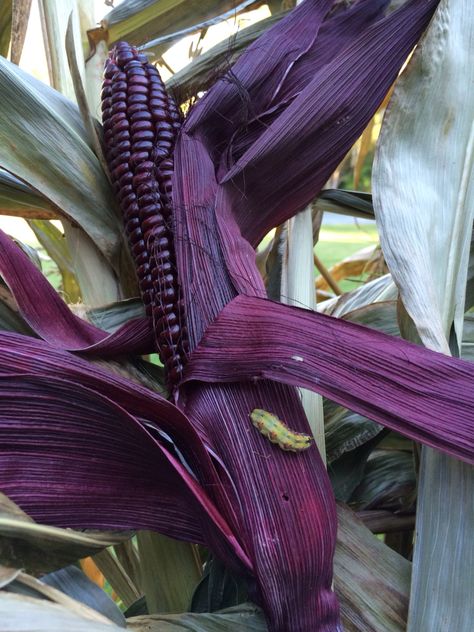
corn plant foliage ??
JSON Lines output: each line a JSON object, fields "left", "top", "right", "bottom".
{"left": 0, "top": 228, "right": 152, "bottom": 353}
{"left": 127, "top": 604, "right": 267, "bottom": 631}
{"left": 0, "top": 58, "right": 122, "bottom": 264}
{"left": 140, "top": 0, "right": 263, "bottom": 59}
{"left": 1, "top": 574, "right": 267, "bottom": 631}
{"left": 0, "top": 370, "right": 238, "bottom": 549}
{"left": 334, "top": 504, "right": 410, "bottom": 632}
{"left": 187, "top": 294, "right": 474, "bottom": 464}
{"left": 0, "top": 492, "right": 129, "bottom": 575}
{"left": 99, "top": 0, "right": 260, "bottom": 51}
{"left": 463, "top": 314, "right": 474, "bottom": 361}
{"left": 0, "top": 171, "right": 56, "bottom": 218}
{"left": 136, "top": 532, "right": 201, "bottom": 615}
{"left": 314, "top": 190, "right": 375, "bottom": 220}
{"left": 372, "top": 1, "right": 474, "bottom": 629}
{"left": 86, "top": 299, "right": 146, "bottom": 334}
{"left": 282, "top": 207, "right": 324, "bottom": 456}
{"left": 184, "top": 0, "right": 439, "bottom": 251}
{"left": 318, "top": 274, "right": 397, "bottom": 317}
{"left": 0, "top": 299, "right": 32, "bottom": 336}
{"left": 373, "top": 1, "right": 473, "bottom": 354}
{"left": 0, "top": 592, "right": 125, "bottom": 632}
{"left": 41, "top": 566, "right": 126, "bottom": 627}
{"left": 93, "top": 548, "right": 142, "bottom": 609}
{"left": 166, "top": 12, "right": 286, "bottom": 98}
{"left": 10, "top": 0, "right": 33, "bottom": 66}
{"left": 1, "top": 1, "right": 469, "bottom": 630}
{"left": 0, "top": 0, "right": 11, "bottom": 58}
{"left": 27, "top": 220, "right": 80, "bottom": 302}
{"left": 324, "top": 403, "right": 382, "bottom": 465}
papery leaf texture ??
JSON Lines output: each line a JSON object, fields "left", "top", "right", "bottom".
{"left": 184, "top": 0, "right": 440, "bottom": 248}
{"left": 373, "top": 0, "right": 474, "bottom": 354}
{"left": 170, "top": 2, "right": 442, "bottom": 629}
{"left": 186, "top": 295, "right": 473, "bottom": 465}
{"left": 0, "top": 57, "right": 122, "bottom": 264}
{"left": 0, "top": 229, "right": 153, "bottom": 356}
{"left": 372, "top": 1, "right": 474, "bottom": 629}
{"left": 0, "top": 1, "right": 447, "bottom": 631}
{"left": 0, "top": 333, "right": 252, "bottom": 574}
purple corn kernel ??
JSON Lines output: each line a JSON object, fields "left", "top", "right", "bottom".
{"left": 102, "top": 41, "right": 186, "bottom": 390}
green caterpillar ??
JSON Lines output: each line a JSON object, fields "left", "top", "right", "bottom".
{"left": 250, "top": 409, "right": 313, "bottom": 452}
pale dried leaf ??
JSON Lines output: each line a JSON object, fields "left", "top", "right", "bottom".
{"left": 0, "top": 492, "right": 130, "bottom": 575}
{"left": 372, "top": 2, "right": 474, "bottom": 628}
{"left": 335, "top": 504, "right": 410, "bottom": 632}
{"left": 0, "top": 592, "right": 124, "bottom": 631}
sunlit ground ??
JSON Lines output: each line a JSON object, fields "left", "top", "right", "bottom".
{"left": 318, "top": 223, "right": 378, "bottom": 268}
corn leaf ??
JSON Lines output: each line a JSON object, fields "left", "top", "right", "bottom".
{"left": 0, "top": 170, "right": 56, "bottom": 218}
{"left": 373, "top": 1, "right": 473, "bottom": 353}
{"left": 0, "top": 566, "right": 21, "bottom": 589}
{"left": 190, "top": 555, "right": 248, "bottom": 614}
{"left": 185, "top": 0, "right": 437, "bottom": 248}
{"left": 139, "top": 0, "right": 264, "bottom": 59}
{"left": 281, "top": 207, "right": 325, "bottom": 460}
{"left": 93, "top": 548, "right": 141, "bottom": 607}
{"left": 349, "top": 451, "right": 415, "bottom": 510}
{"left": 0, "top": 330, "right": 256, "bottom": 575}
{"left": 325, "top": 404, "right": 382, "bottom": 465}
{"left": 0, "top": 372, "right": 229, "bottom": 546}
{"left": 113, "top": 540, "right": 141, "bottom": 592}
{"left": 334, "top": 504, "right": 410, "bottom": 632}
{"left": 0, "top": 491, "right": 130, "bottom": 575}
{"left": 10, "top": 0, "right": 33, "bottom": 65}
{"left": 372, "top": 1, "right": 474, "bottom": 628}
{"left": 329, "top": 431, "right": 389, "bottom": 503}
{"left": 340, "top": 301, "right": 399, "bottom": 338}
{"left": 314, "top": 190, "right": 374, "bottom": 221}
{"left": 86, "top": 299, "right": 146, "bottom": 334}
{"left": 0, "top": 57, "right": 122, "bottom": 265}
{"left": 137, "top": 531, "right": 201, "bottom": 614}
{"left": 0, "top": 229, "right": 153, "bottom": 354}
{"left": 463, "top": 314, "right": 474, "bottom": 361}
{"left": 166, "top": 12, "right": 286, "bottom": 99}
{"left": 0, "top": 592, "right": 124, "bottom": 631}
{"left": 0, "top": 0, "right": 12, "bottom": 57}
{"left": 316, "top": 245, "right": 379, "bottom": 292}
{"left": 41, "top": 566, "right": 126, "bottom": 627}
{"left": 96, "top": 0, "right": 260, "bottom": 51}
{"left": 127, "top": 603, "right": 267, "bottom": 631}
{"left": 186, "top": 295, "right": 474, "bottom": 464}
{"left": 0, "top": 294, "right": 32, "bottom": 335}
{"left": 27, "top": 220, "right": 80, "bottom": 303}
{"left": 318, "top": 274, "right": 397, "bottom": 317}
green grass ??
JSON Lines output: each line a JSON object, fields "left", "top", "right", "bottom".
{"left": 317, "top": 222, "right": 379, "bottom": 268}
{"left": 316, "top": 222, "right": 379, "bottom": 293}
{"left": 38, "top": 250, "right": 62, "bottom": 292}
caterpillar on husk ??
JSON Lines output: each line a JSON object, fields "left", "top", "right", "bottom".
{"left": 250, "top": 409, "right": 312, "bottom": 452}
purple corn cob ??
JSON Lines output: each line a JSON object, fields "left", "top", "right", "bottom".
{"left": 101, "top": 42, "right": 187, "bottom": 389}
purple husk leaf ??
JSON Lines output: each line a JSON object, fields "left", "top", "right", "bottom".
{"left": 0, "top": 372, "right": 205, "bottom": 538}
{"left": 0, "top": 332, "right": 252, "bottom": 573}
{"left": 181, "top": 380, "right": 340, "bottom": 631}
{"left": 173, "top": 100, "right": 341, "bottom": 630}
{"left": 186, "top": 0, "right": 389, "bottom": 169}
{"left": 185, "top": 0, "right": 440, "bottom": 249}
{"left": 169, "top": 5, "right": 441, "bottom": 624}
{"left": 0, "top": 228, "right": 154, "bottom": 355}
{"left": 186, "top": 295, "right": 474, "bottom": 465}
